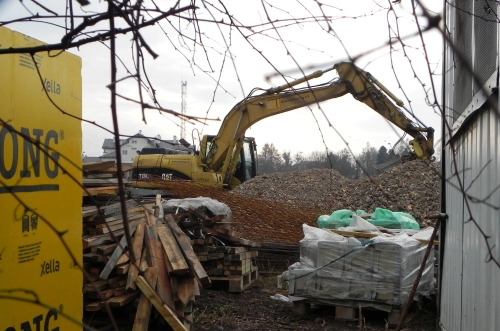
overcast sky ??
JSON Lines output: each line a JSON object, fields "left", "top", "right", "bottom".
{"left": 1, "top": 0, "right": 443, "bottom": 159}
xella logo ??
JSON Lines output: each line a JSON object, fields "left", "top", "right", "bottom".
{"left": 42, "top": 78, "right": 61, "bottom": 95}
{"left": 40, "top": 259, "right": 60, "bottom": 277}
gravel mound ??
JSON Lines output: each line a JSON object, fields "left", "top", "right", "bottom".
{"left": 231, "top": 160, "right": 441, "bottom": 227}
{"left": 156, "top": 160, "right": 441, "bottom": 244}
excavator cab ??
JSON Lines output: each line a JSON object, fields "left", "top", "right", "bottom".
{"left": 233, "top": 137, "right": 258, "bottom": 185}
{"left": 203, "top": 135, "right": 258, "bottom": 188}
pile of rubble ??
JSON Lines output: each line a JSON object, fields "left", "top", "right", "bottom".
{"left": 82, "top": 198, "right": 260, "bottom": 330}
{"left": 231, "top": 160, "right": 441, "bottom": 227}
{"left": 149, "top": 160, "right": 440, "bottom": 246}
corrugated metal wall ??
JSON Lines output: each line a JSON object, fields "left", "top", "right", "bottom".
{"left": 441, "top": 1, "right": 500, "bottom": 330}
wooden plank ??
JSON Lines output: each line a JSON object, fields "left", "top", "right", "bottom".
{"left": 116, "top": 249, "right": 130, "bottom": 265}
{"left": 166, "top": 215, "right": 211, "bottom": 287}
{"left": 83, "top": 178, "right": 130, "bottom": 186}
{"left": 83, "top": 252, "right": 105, "bottom": 263}
{"left": 93, "top": 243, "right": 118, "bottom": 255}
{"left": 107, "top": 275, "right": 126, "bottom": 285}
{"left": 100, "top": 221, "right": 139, "bottom": 280}
{"left": 113, "top": 286, "right": 128, "bottom": 297}
{"left": 107, "top": 291, "right": 140, "bottom": 307}
{"left": 84, "top": 280, "right": 109, "bottom": 292}
{"left": 115, "top": 263, "right": 129, "bottom": 274}
{"left": 126, "top": 222, "right": 146, "bottom": 291}
{"left": 157, "top": 225, "right": 189, "bottom": 275}
{"left": 202, "top": 226, "right": 260, "bottom": 248}
{"left": 154, "top": 194, "right": 162, "bottom": 218}
{"left": 109, "top": 278, "right": 128, "bottom": 289}
{"left": 139, "top": 247, "right": 148, "bottom": 272}
{"left": 85, "top": 301, "right": 103, "bottom": 312}
{"left": 176, "top": 278, "right": 196, "bottom": 307}
{"left": 144, "top": 208, "right": 159, "bottom": 227}
{"left": 84, "top": 173, "right": 114, "bottom": 179}
{"left": 328, "top": 229, "right": 440, "bottom": 246}
{"left": 132, "top": 267, "right": 158, "bottom": 331}
{"left": 135, "top": 276, "right": 188, "bottom": 331}
{"left": 83, "top": 186, "right": 120, "bottom": 197}
{"left": 91, "top": 211, "right": 144, "bottom": 228}
{"left": 94, "top": 219, "right": 142, "bottom": 235}
{"left": 144, "top": 225, "right": 175, "bottom": 309}
{"left": 82, "top": 200, "right": 139, "bottom": 218}
{"left": 83, "top": 160, "right": 115, "bottom": 173}
{"left": 83, "top": 231, "right": 124, "bottom": 249}
{"left": 193, "top": 280, "right": 200, "bottom": 298}
{"left": 82, "top": 206, "right": 100, "bottom": 218}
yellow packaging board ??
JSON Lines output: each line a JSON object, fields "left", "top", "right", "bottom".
{"left": 0, "top": 27, "right": 83, "bottom": 329}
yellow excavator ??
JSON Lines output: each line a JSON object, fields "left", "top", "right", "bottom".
{"left": 132, "top": 62, "right": 435, "bottom": 189}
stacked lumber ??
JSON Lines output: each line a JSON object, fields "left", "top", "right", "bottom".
{"left": 82, "top": 161, "right": 132, "bottom": 198}
{"left": 81, "top": 196, "right": 262, "bottom": 329}
{"left": 82, "top": 200, "right": 206, "bottom": 331}
{"left": 167, "top": 205, "right": 261, "bottom": 292}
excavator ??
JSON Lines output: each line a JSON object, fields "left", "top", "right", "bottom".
{"left": 132, "top": 62, "right": 435, "bottom": 190}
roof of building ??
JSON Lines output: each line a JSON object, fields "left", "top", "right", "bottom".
{"left": 101, "top": 150, "right": 117, "bottom": 158}
{"left": 102, "top": 138, "right": 127, "bottom": 149}
{"left": 82, "top": 156, "right": 103, "bottom": 163}
{"left": 157, "top": 139, "right": 193, "bottom": 152}
{"left": 99, "top": 133, "right": 194, "bottom": 157}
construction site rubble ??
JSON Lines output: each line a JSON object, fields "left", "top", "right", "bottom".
{"left": 82, "top": 197, "right": 260, "bottom": 330}
{"left": 144, "top": 160, "right": 440, "bottom": 247}
{"left": 231, "top": 160, "right": 440, "bottom": 228}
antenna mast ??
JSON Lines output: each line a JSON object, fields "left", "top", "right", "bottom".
{"left": 181, "top": 81, "right": 187, "bottom": 140}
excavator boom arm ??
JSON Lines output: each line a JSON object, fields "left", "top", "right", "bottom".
{"left": 206, "top": 62, "right": 434, "bottom": 181}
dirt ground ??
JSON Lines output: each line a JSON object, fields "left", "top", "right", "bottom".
{"left": 189, "top": 275, "right": 438, "bottom": 331}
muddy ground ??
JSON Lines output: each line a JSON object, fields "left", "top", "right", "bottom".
{"left": 188, "top": 275, "right": 438, "bottom": 331}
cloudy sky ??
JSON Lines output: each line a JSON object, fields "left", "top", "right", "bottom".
{"left": 1, "top": 0, "right": 443, "bottom": 159}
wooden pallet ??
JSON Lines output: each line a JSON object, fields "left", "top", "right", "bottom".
{"left": 210, "top": 268, "right": 259, "bottom": 292}
{"left": 292, "top": 299, "right": 412, "bottom": 327}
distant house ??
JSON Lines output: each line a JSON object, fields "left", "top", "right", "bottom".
{"left": 83, "top": 131, "right": 194, "bottom": 178}
{"left": 100, "top": 131, "right": 193, "bottom": 165}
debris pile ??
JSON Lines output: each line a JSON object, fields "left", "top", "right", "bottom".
{"left": 81, "top": 198, "right": 260, "bottom": 329}
{"left": 82, "top": 161, "right": 132, "bottom": 200}
{"left": 143, "top": 160, "right": 440, "bottom": 246}
{"left": 232, "top": 160, "right": 441, "bottom": 226}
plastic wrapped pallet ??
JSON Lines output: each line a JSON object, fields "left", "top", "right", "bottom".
{"left": 299, "top": 224, "right": 344, "bottom": 268}
{"left": 294, "top": 225, "right": 436, "bottom": 306}
{"left": 334, "top": 235, "right": 433, "bottom": 304}
{"left": 287, "top": 263, "right": 318, "bottom": 297}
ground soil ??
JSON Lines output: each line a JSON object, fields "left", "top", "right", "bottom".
{"left": 190, "top": 275, "right": 438, "bottom": 331}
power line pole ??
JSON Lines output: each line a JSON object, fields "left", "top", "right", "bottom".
{"left": 181, "top": 81, "right": 187, "bottom": 140}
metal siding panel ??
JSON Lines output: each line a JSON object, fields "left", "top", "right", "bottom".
{"left": 461, "top": 120, "right": 477, "bottom": 330}
{"left": 442, "top": 136, "right": 465, "bottom": 331}
{"left": 453, "top": 0, "right": 473, "bottom": 119}
{"left": 441, "top": 3, "right": 462, "bottom": 329}
{"left": 464, "top": 109, "right": 500, "bottom": 331}
{"left": 443, "top": 107, "right": 500, "bottom": 331}
{"left": 473, "top": 0, "right": 497, "bottom": 95}
{"left": 444, "top": 1, "right": 456, "bottom": 129}
{"left": 443, "top": 1, "right": 500, "bottom": 330}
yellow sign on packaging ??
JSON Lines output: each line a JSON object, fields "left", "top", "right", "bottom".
{"left": 0, "top": 27, "right": 83, "bottom": 329}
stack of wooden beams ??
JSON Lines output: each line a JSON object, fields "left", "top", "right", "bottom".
{"left": 82, "top": 161, "right": 132, "bottom": 198}
{"left": 82, "top": 200, "right": 208, "bottom": 331}
{"left": 168, "top": 206, "right": 260, "bottom": 293}
{"left": 81, "top": 196, "right": 262, "bottom": 329}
